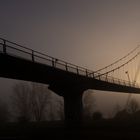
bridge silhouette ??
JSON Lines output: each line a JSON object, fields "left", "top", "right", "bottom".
{"left": 0, "top": 38, "right": 140, "bottom": 122}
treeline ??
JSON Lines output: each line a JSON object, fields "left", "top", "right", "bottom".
{"left": 0, "top": 83, "right": 100, "bottom": 123}
{"left": 113, "top": 98, "right": 140, "bottom": 121}
{"left": 0, "top": 82, "right": 64, "bottom": 122}
{"left": 0, "top": 82, "right": 97, "bottom": 123}
{"left": 0, "top": 83, "right": 140, "bottom": 123}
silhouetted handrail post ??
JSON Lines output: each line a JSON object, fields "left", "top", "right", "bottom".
{"left": 105, "top": 74, "right": 108, "bottom": 81}
{"left": 86, "top": 69, "right": 88, "bottom": 77}
{"left": 125, "top": 71, "right": 131, "bottom": 87}
{"left": 65, "top": 63, "right": 68, "bottom": 71}
{"left": 77, "top": 66, "right": 79, "bottom": 74}
{"left": 112, "top": 77, "right": 114, "bottom": 83}
{"left": 118, "top": 79, "right": 120, "bottom": 85}
{"left": 98, "top": 75, "right": 101, "bottom": 80}
{"left": 52, "top": 58, "right": 55, "bottom": 67}
{"left": 3, "top": 39, "right": 6, "bottom": 54}
{"left": 124, "top": 80, "right": 126, "bottom": 86}
{"left": 92, "top": 72, "right": 95, "bottom": 78}
{"left": 32, "top": 50, "right": 34, "bottom": 62}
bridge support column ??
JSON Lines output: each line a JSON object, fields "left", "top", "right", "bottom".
{"left": 64, "top": 93, "right": 83, "bottom": 126}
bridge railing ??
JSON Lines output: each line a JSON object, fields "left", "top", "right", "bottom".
{"left": 0, "top": 38, "right": 139, "bottom": 89}
{"left": 96, "top": 74, "right": 140, "bottom": 88}
{"left": 0, "top": 38, "right": 95, "bottom": 77}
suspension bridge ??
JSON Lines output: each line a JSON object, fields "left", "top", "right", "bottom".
{"left": 0, "top": 38, "right": 140, "bottom": 122}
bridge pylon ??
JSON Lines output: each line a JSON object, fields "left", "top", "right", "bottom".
{"left": 64, "top": 92, "right": 83, "bottom": 126}
{"left": 49, "top": 84, "right": 84, "bottom": 126}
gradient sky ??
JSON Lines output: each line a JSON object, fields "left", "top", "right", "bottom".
{"left": 1, "top": 0, "right": 140, "bottom": 117}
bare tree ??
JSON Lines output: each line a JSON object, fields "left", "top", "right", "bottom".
{"left": 111, "top": 104, "right": 122, "bottom": 118}
{"left": 127, "top": 98, "right": 139, "bottom": 114}
{"left": 92, "top": 111, "right": 103, "bottom": 120}
{"left": 56, "top": 97, "right": 64, "bottom": 120}
{"left": 45, "top": 92, "right": 64, "bottom": 121}
{"left": 12, "top": 83, "right": 32, "bottom": 122}
{"left": 31, "top": 83, "right": 51, "bottom": 121}
{"left": 83, "top": 90, "right": 96, "bottom": 119}
{"left": 12, "top": 82, "right": 51, "bottom": 122}
{"left": 0, "top": 99, "right": 9, "bottom": 122}
{"left": 59, "top": 99, "right": 64, "bottom": 120}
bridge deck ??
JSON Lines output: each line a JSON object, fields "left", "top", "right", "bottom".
{"left": 0, "top": 38, "right": 140, "bottom": 95}
{"left": 0, "top": 53, "right": 140, "bottom": 96}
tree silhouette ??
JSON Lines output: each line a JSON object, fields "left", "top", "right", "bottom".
{"left": 12, "top": 83, "right": 31, "bottom": 122}
{"left": 127, "top": 98, "right": 139, "bottom": 114}
{"left": 31, "top": 83, "right": 51, "bottom": 121}
{"left": 92, "top": 111, "right": 103, "bottom": 120}
{"left": 83, "top": 90, "right": 96, "bottom": 119}
{"left": 12, "top": 82, "right": 51, "bottom": 122}
{"left": 12, "top": 82, "right": 65, "bottom": 122}
{"left": 113, "top": 99, "right": 140, "bottom": 121}
{"left": 112, "top": 104, "right": 122, "bottom": 118}
{"left": 0, "top": 99, "right": 9, "bottom": 122}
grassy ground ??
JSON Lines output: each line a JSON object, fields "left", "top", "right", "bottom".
{"left": 1, "top": 120, "right": 140, "bottom": 139}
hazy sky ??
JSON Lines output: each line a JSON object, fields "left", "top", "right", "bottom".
{"left": 1, "top": 0, "right": 140, "bottom": 69}
{"left": 1, "top": 0, "right": 140, "bottom": 117}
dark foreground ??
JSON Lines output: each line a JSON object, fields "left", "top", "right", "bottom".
{"left": 1, "top": 120, "right": 140, "bottom": 140}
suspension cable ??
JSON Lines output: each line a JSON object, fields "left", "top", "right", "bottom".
{"left": 95, "top": 45, "right": 140, "bottom": 73}
{"left": 133, "top": 54, "right": 140, "bottom": 83}
{"left": 95, "top": 51, "right": 140, "bottom": 78}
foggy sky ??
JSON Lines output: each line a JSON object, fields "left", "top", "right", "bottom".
{"left": 1, "top": 0, "right": 140, "bottom": 69}
{"left": 1, "top": 0, "right": 140, "bottom": 117}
